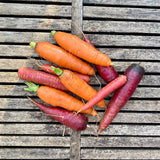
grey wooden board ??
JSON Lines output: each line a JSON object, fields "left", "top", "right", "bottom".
{"left": 1, "top": 32, "right": 160, "bottom": 47}
{"left": 84, "top": 20, "right": 160, "bottom": 34}
{"left": 1, "top": 135, "right": 160, "bottom": 148}
{"left": 0, "top": 136, "right": 70, "bottom": 146}
{"left": 0, "top": 3, "right": 71, "bottom": 17}
{"left": 0, "top": 72, "right": 159, "bottom": 86}
{"left": 2, "top": 17, "right": 160, "bottom": 34}
{"left": 1, "top": 111, "right": 160, "bottom": 124}
{"left": 81, "top": 149, "right": 160, "bottom": 159}
{"left": 17, "top": 0, "right": 160, "bottom": 7}
{"left": 1, "top": 3, "right": 160, "bottom": 21}
{"left": 81, "top": 136, "right": 160, "bottom": 148}
{"left": 0, "top": 148, "right": 70, "bottom": 159}
{"left": 0, "top": 124, "right": 160, "bottom": 136}
{"left": 0, "top": 17, "right": 71, "bottom": 31}
{"left": 1, "top": 45, "right": 160, "bottom": 61}
{"left": 1, "top": 98, "right": 160, "bottom": 112}
{"left": 0, "top": 85, "right": 159, "bottom": 98}
{"left": 83, "top": 6, "right": 160, "bottom": 20}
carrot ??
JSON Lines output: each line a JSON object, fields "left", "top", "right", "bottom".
{"left": 51, "top": 66, "right": 106, "bottom": 108}
{"left": 30, "top": 41, "right": 95, "bottom": 75}
{"left": 78, "top": 75, "right": 127, "bottom": 113}
{"left": 18, "top": 67, "right": 68, "bottom": 91}
{"left": 40, "top": 64, "right": 90, "bottom": 83}
{"left": 24, "top": 82, "right": 97, "bottom": 116}
{"left": 28, "top": 98, "right": 88, "bottom": 131}
{"left": 98, "top": 64, "right": 145, "bottom": 134}
{"left": 82, "top": 32, "right": 119, "bottom": 83}
{"left": 51, "top": 30, "right": 113, "bottom": 66}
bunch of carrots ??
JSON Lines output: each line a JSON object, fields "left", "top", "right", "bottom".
{"left": 18, "top": 30, "right": 145, "bottom": 134}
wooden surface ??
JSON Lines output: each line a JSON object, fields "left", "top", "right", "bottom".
{"left": 0, "top": 0, "right": 160, "bottom": 159}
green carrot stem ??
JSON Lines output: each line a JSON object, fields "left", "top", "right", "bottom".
{"left": 50, "top": 66, "right": 63, "bottom": 76}
{"left": 30, "top": 42, "right": 36, "bottom": 49}
{"left": 50, "top": 30, "right": 56, "bottom": 36}
{"left": 24, "top": 82, "right": 39, "bottom": 92}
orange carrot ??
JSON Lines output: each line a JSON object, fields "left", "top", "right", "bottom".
{"left": 24, "top": 82, "right": 97, "bottom": 116}
{"left": 51, "top": 67, "right": 106, "bottom": 108}
{"left": 39, "top": 64, "right": 90, "bottom": 83}
{"left": 30, "top": 41, "right": 95, "bottom": 75}
{"left": 51, "top": 30, "right": 113, "bottom": 66}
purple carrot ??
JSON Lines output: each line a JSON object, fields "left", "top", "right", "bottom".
{"left": 28, "top": 97, "right": 88, "bottom": 131}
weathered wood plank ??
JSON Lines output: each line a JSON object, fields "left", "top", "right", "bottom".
{"left": 0, "top": 124, "right": 159, "bottom": 136}
{"left": 0, "top": 148, "right": 70, "bottom": 159}
{"left": 1, "top": 98, "right": 159, "bottom": 112}
{"left": 2, "top": 18, "right": 160, "bottom": 34}
{"left": 1, "top": 3, "right": 160, "bottom": 20}
{"left": 0, "top": 3, "right": 71, "bottom": 17}
{"left": 84, "top": 6, "right": 160, "bottom": 20}
{"left": 1, "top": 32, "right": 160, "bottom": 47}
{"left": 0, "top": 85, "right": 159, "bottom": 98}
{"left": 16, "top": 0, "right": 160, "bottom": 7}
{"left": 0, "top": 31, "right": 55, "bottom": 43}
{"left": 1, "top": 111, "right": 160, "bottom": 124}
{"left": 1, "top": 45, "right": 160, "bottom": 61}
{"left": 1, "top": 59, "right": 159, "bottom": 73}
{"left": 0, "top": 17, "right": 71, "bottom": 30}
{"left": 82, "top": 124, "right": 160, "bottom": 136}
{"left": 81, "top": 136, "right": 160, "bottom": 148}
{"left": 86, "top": 34, "right": 160, "bottom": 47}
{"left": 81, "top": 149, "right": 160, "bottom": 159}
{"left": 84, "top": 20, "right": 160, "bottom": 33}
{"left": 0, "top": 136, "right": 70, "bottom": 146}
{"left": 1, "top": 72, "right": 158, "bottom": 87}
{"left": 83, "top": 0, "right": 160, "bottom": 6}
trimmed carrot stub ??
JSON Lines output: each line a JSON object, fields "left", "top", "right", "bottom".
{"left": 30, "top": 41, "right": 95, "bottom": 75}
{"left": 78, "top": 75, "right": 127, "bottom": 113}
{"left": 40, "top": 64, "right": 90, "bottom": 83}
{"left": 51, "top": 30, "right": 113, "bottom": 66}
{"left": 18, "top": 67, "right": 68, "bottom": 91}
{"left": 29, "top": 98, "right": 88, "bottom": 131}
{"left": 98, "top": 64, "right": 145, "bottom": 134}
{"left": 82, "top": 32, "right": 119, "bottom": 83}
{"left": 24, "top": 82, "right": 97, "bottom": 116}
{"left": 51, "top": 67, "right": 106, "bottom": 108}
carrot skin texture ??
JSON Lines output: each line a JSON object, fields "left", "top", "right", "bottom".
{"left": 40, "top": 64, "right": 90, "bottom": 83}
{"left": 79, "top": 75, "right": 127, "bottom": 112}
{"left": 29, "top": 98, "right": 88, "bottom": 131}
{"left": 25, "top": 83, "right": 97, "bottom": 116}
{"left": 32, "top": 41, "right": 95, "bottom": 75}
{"left": 52, "top": 31, "right": 113, "bottom": 66}
{"left": 59, "top": 70, "right": 106, "bottom": 108}
{"left": 98, "top": 64, "right": 145, "bottom": 134}
{"left": 18, "top": 67, "right": 68, "bottom": 91}
{"left": 83, "top": 34, "right": 119, "bottom": 83}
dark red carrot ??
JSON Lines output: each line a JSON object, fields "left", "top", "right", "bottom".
{"left": 98, "top": 64, "right": 145, "bottom": 134}
{"left": 40, "top": 64, "right": 90, "bottom": 83}
{"left": 78, "top": 75, "right": 127, "bottom": 113}
{"left": 18, "top": 67, "right": 68, "bottom": 91}
{"left": 28, "top": 97, "right": 88, "bottom": 131}
{"left": 82, "top": 32, "right": 119, "bottom": 83}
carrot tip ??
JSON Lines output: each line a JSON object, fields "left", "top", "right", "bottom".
{"left": 50, "top": 30, "right": 56, "bottom": 36}
{"left": 30, "top": 42, "right": 36, "bottom": 49}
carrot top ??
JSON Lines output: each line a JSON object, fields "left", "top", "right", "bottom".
{"left": 24, "top": 82, "right": 39, "bottom": 92}
{"left": 50, "top": 66, "right": 63, "bottom": 76}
